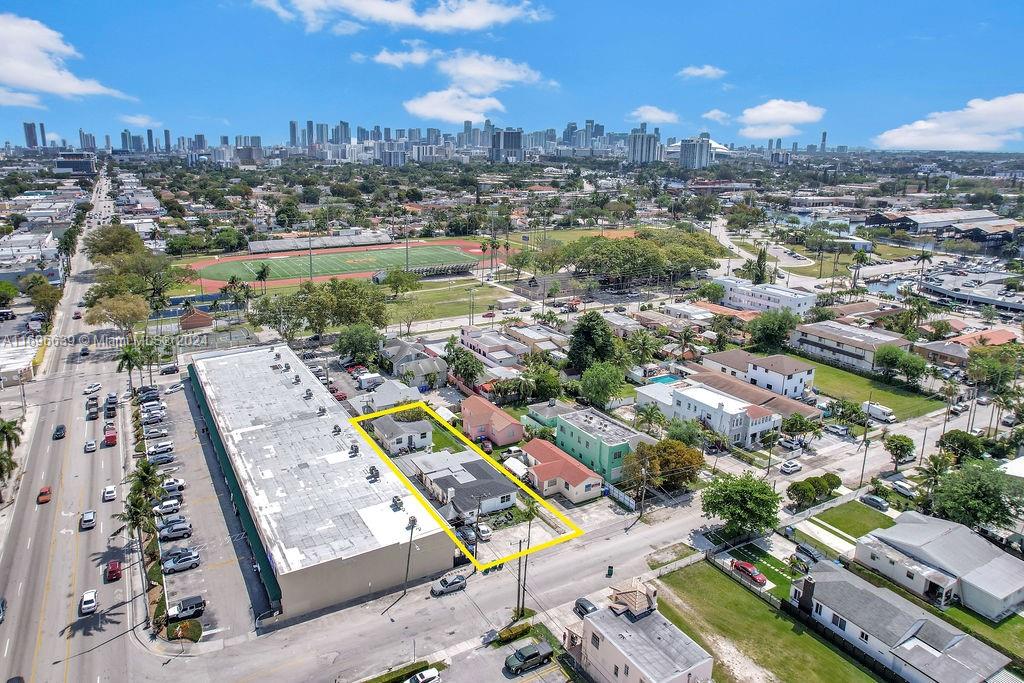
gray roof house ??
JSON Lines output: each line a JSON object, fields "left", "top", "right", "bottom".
{"left": 409, "top": 449, "right": 517, "bottom": 522}
{"left": 855, "top": 511, "right": 1024, "bottom": 621}
{"left": 792, "top": 563, "right": 1010, "bottom": 683}
{"left": 371, "top": 415, "right": 432, "bottom": 455}
{"left": 381, "top": 339, "right": 449, "bottom": 388}
{"left": 356, "top": 379, "right": 422, "bottom": 414}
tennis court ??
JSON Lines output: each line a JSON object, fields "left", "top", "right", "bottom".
{"left": 196, "top": 244, "right": 479, "bottom": 282}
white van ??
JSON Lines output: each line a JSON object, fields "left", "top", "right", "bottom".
{"left": 861, "top": 401, "right": 897, "bottom": 424}
{"left": 358, "top": 373, "right": 384, "bottom": 390}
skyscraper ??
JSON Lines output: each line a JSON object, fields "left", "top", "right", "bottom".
{"left": 289, "top": 120, "right": 298, "bottom": 147}
{"left": 627, "top": 133, "right": 660, "bottom": 165}
{"left": 306, "top": 120, "right": 314, "bottom": 148}
{"left": 338, "top": 120, "right": 350, "bottom": 144}
{"left": 316, "top": 123, "right": 329, "bottom": 144}
{"left": 426, "top": 128, "right": 440, "bottom": 145}
{"left": 194, "top": 134, "right": 207, "bottom": 151}
{"left": 104, "top": 134, "right": 111, "bottom": 150}
{"left": 164, "top": 129, "right": 171, "bottom": 152}
{"left": 383, "top": 127, "right": 392, "bottom": 142}
{"left": 562, "top": 121, "right": 577, "bottom": 145}
{"left": 490, "top": 128, "right": 524, "bottom": 163}
{"left": 679, "top": 137, "right": 712, "bottom": 169}
{"left": 791, "top": 141, "right": 798, "bottom": 153}
{"left": 767, "top": 139, "right": 773, "bottom": 152}
{"left": 775, "top": 137, "right": 782, "bottom": 151}
{"left": 463, "top": 120, "right": 472, "bottom": 139}
{"left": 39, "top": 123, "right": 46, "bottom": 147}
{"left": 23, "top": 122, "right": 38, "bottom": 148}
{"left": 120, "top": 129, "right": 131, "bottom": 151}
{"left": 820, "top": 131, "right": 827, "bottom": 153}
{"left": 147, "top": 129, "right": 155, "bottom": 152}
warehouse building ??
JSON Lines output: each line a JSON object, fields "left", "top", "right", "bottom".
{"left": 190, "top": 346, "right": 457, "bottom": 619}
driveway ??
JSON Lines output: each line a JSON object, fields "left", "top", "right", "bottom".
{"left": 444, "top": 636, "right": 567, "bottom": 683}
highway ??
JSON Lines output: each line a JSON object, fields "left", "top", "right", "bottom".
{"left": 0, "top": 174, "right": 137, "bottom": 683}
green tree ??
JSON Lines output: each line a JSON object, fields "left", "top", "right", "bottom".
{"left": 507, "top": 250, "right": 533, "bottom": 280}
{"left": 333, "top": 323, "right": 382, "bottom": 365}
{"left": 29, "top": 283, "right": 61, "bottom": 321}
{"left": 665, "top": 418, "right": 704, "bottom": 447}
{"left": 633, "top": 402, "right": 666, "bottom": 435}
{"left": 247, "top": 292, "right": 306, "bottom": 342}
{"left": 255, "top": 262, "right": 271, "bottom": 294}
{"left": 85, "top": 294, "right": 151, "bottom": 339}
{"left": 115, "top": 344, "right": 143, "bottom": 390}
{"left": 83, "top": 223, "right": 145, "bottom": 259}
{"left": 381, "top": 269, "right": 422, "bottom": 298}
{"left": 746, "top": 309, "right": 801, "bottom": 349}
{"left": 787, "top": 480, "right": 817, "bottom": 508}
{"left": 626, "top": 330, "right": 658, "bottom": 365}
{"left": 17, "top": 272, "right": 47, "bottom": 294}
{"left": 694, "top": 282, "right": 725, "bottom": 303}
{"left": 932, "top": 460, "right": 1024, "bottom": 528}
{"left": 883, "top": 433, "right": 915, "bottom": 472}
{"left": 873, "top": 345, "right": 905, "bottom": 379}
{"left": 567, "top": 311, "right": 616, "bottom": 370}
{"left": 701, "top": 472, "right": 781, "bottom": 539}
{"left": 579, "top": 361, "right": 624, "bottom": 409}
{"left": 937, "top": 429, "right": 985, "bottom": 464}
{"left": 821, "top": 472, "right": 842, "bottom": 496}
{"left": 0, "top": 281, "right": 19, "bottom": 306}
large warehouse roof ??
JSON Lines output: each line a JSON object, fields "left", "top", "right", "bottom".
{"left": 192, "top": 346, "right": 441, "bottom": 575}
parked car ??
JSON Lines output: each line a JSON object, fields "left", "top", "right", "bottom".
{"left": 824, "top": 424, "right": 849, "bottom": 437}
{"left": 162, "top": 549, "right": 200, "bottom": 574}
{"left": 504, "top": 642, "right": 553, "bottom": 675}
{"left": 475, "top": 437, "right": 493, "bottom": 454}
{"left": 949, "top": 403, "right": 968, "bottom": 416}
{"left": 158, "top": 522, "right": 193, "bottom": 541}
{"left": 37, "top": 486, "right": 52, "bottom": 504}
{"left": 481, "top": 311, "right": 496, "bottom": 318}
{"left": 104, "top": 560, "right": 122, "bottom": 582}
{"left": 164, "top": 383, "right": 184, "bottom": 394}
{"left": 1002, "top": 414, "right": 1018, "bottom": 427}
{"left": 795, "top": 542, "right": 825, "bottom": 563}
{"left": 861, "top": 494, "right": 890, "bottom": 512}
{"left": 476, "top": 522, "right": 492, "bottom": 541}
{"left": 148, "top": 452, "right": 175, "bottom": 466}
{"left": 780, "top": 460, "right": 802, "bottom": 474}
{"left": 84, "top": 439, "right": 97, "bottom": 453}
{"left": 457, "top": 527, "right": 477, "bottom": 545}
{"left": 101, "top": 485, "right": 117, "bottom": 502}
{"left": 147, "top": 441, "right": 174, "bottom": 456}
{"left": 892, "top": 480, "right": 917, "bottom": 498}
{"left": 144, "top": 427, "right": 169, "bottom": 439}
{"left": 160, "top": 364, "right": 179, "bottom": 375}
{"left": 778, "top": 437, "right": 801, "bottom": 450}
{"left": 730, "top": 559, "right": 767, "bottom": 587}
{"left": 142, "top": 414, "right": 165, "bottom": 426}
{"left": 79, "top": 346, "right": 90, "bottom": 357}
{"left": 53, "top": 424, "right": 66, "bottom": 440}
{"left": 79, "top": 589, "right": 98, "bottom": 615}
{"left": 161, "top": 478, "right": 186, "bottom": 492}
{"left": 573, "top": 597, "right": 598, "bottom": 618}
{"left": 83, "top": 383, "right": 102, "bottom": 395}
{"left": 430, "top": 574, "right": 467, "bottom": 596}
{"left": 152, "top": 499, "right": 181, "bottom": 516}
{"left": 167, "top": 595, "right": 206, "bottom": 622}
{"left": 80, "top": 510, "right": 96, "bottom": 530}
{"left": 141, "top": 400, "right": 168, "bottom": 413}
{"left": 156, "top": 514, "right": 186, "bottom": 531}
{"left": 977, "top": 396, "right": 992, "bottom": 406}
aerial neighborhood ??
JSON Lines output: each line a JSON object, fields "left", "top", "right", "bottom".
{"left": 1, "top": 4, "right": 1024, "bottom": 682}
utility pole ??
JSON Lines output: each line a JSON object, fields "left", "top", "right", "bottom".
{"left": 514, "top": 539, "right": 523, "bottom": 616}
{"left": 308, "top": 231, "right": 313, "bottom": 282}
{"left": 401, "top": 515, "right": 417, "bottom": 596}
{"left": 468, "top": 288, "right": 476, "bottom": 326}
{"left": 858, "top": 390, "right": 872, "bottom": 489}
{"left": 520, "top": 517, "right": 533, "bottom": 618}
{"left": 918, "top": 426, "right": 928, "bottom": 465}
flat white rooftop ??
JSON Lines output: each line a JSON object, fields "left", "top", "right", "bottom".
{"left": 674, "top": 384, "right": 748, "bottom": 414}
{"left": 192, "top": 345, "right": 442, "bottom": 576}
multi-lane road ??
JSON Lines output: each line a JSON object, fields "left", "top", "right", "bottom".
{"left": 0, "top": 175, "right": 139, "bottom": 683}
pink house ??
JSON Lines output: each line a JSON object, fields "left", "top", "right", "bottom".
{"left": 460, "top": 395, "right": 524, "bottom": 446}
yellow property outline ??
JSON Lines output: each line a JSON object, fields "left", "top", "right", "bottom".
{"left": 350, "top": 401, "right": 584, "bottom": 570}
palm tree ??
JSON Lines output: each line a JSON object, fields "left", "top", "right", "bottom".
{"left": 627, "top": 330, "right": 659, "bottom": 366}
{"left": 130, "top": 458, "right": 164, "bottom": 500}
{"left": 115, "top": 344, "right": 143, "bottom": 391}
{"left": 850, "top": 250, "right": 871, "bottom": 290}
{"left": 208, "top": 297, "right": 221, "bottom": 330}
{"left": 993, "top": 391, "right": 1018, "bottom": 436}
{"left": 919, "top": 453, "right": 951, "bottom": 507}
{"left": 634, "top": 402, "right": 666, "bottom": 435}
{"left": 139, "top": 342, "right": 159, "bottom": 386}
{"left": 255, "top": 263, "right": 271, "bottom": 295}
{"left": 115, "top": 492, "right": 156, "bottom": 553}
{"left": 0, "top": 448, "right": 16, "bottom": 503}
{"left": 673, "top": 326, "right": 698, "bottom": 359}
{"left": 0, "top": 418, "right": 23, "bottom": 456}
{"left": 939, "top": 380, "right": 959, "bottom": 437}
{"left": 914, "top": 249, "right": 934, "bottom": 293}
{"left": 908, "top": 296, "right": 933, "bottom": 327}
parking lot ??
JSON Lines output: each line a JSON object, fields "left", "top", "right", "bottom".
{"left": 148, "top": 373, "right": 269, "bottom": 642}
{"left": 444, "top": 635, "right": 567, "bottom": 682}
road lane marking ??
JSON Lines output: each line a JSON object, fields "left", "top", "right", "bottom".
{"left": 18, "top": 582, "right": 22, "bottom": 596}
{"left": 26, "top": 537, "right": 30, "bottom": 550}
{"left": 3, "top": 638, "right": 8, "bottom": 658}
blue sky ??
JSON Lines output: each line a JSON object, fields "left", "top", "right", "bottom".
{"left": 1, "top": 1, "right": 1023, "bottom": 151}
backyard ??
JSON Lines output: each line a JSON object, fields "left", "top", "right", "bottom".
{"left": 812, "top": 501, "right": 894, "bottom": 539}
{"left": 788, "top": 354, "right": 943, "bottom": 420}
{"left": 658, "top": 562, "right": 879, "bottom": 682}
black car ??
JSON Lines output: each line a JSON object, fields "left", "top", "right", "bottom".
{"left": 160, "top": 364, "right": 179, "bottom": 375}
{"left": 795, "top": 542, "right": 825, "bottom": 563}
{"left": 573, "top": 597, "right": 597, "bottom": 618}
{"left": 53, "top": 424, "right": 66, "bottom": 440}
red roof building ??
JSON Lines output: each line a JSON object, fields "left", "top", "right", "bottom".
{"left": 460, "top": 395, "right": 524, "bottom": 447}
{"left": 522, "top": 439, "right": 603, "bottom": 504}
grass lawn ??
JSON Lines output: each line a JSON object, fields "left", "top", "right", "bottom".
{"left": 529, "top": 227, "right": 636, "bottom": 245}
{"left": 395, "top": 280, "right": 509, "bottom": 321}
{"left": 431, "top": 424, "right": 465, "bottom": 452}
{"left": 646, "top": 541, "right": 697, "bottom": 570}
{"left": 735, "top": 240, "right": 918, "bottom": 279}
{"left": 813, "top": 501, "right": 895, "bottom": 539}
{"left": 728, "top": 543, "right": 801, "bottom": 601}
{"left": 789, "top": 354, "right": 943, "bottom": 420}
{"left": 660, "top": 563, "right": 879, "bottom": 682}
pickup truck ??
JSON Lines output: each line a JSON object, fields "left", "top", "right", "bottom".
{"left": 103, "top": 425, "right": 117, "bottom": 446}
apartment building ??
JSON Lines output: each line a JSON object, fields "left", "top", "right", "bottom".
{"left": 459, "top": 325, "right": 529, "bottom": 368}
{"left": 554, "top": 408, "right": 655, "bottom": 483}
{"left": 789, "top": 321, "right": 911, "bottom": 372}
{"left": 714, "top": 276, "right": 817, "bottom": 315}
{"left": 701, "top": 349, "right": 815, "bottom": 399}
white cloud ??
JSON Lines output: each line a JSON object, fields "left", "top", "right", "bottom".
{"left": 120, "top": 114, "right": 162, "bottom": 128}
{"left": 628, "top": 105, "right": 679, "bottom": 125}
{"left": 874, "top": 93, "right": 1024, "bottom": 151}
{"left": 0, "top": 87, "right": 43, "bottom": 108}
{"left": 373, "top": 40, "right": 440, "bottom": 68}
{"left": 350, "top": 51, "right": 367, "bottom": 63}
{"left": 701, "top": 108, "right": 730, "bottom": 124}
{"left": 738, "top": 98, "right": 825, "bottom": 139}
{"left": 678, "top": 64, "right": 726, "bottom": 79}
{"left": 436, "top": 50, "right": 540, "bottom": 94}
{"left": 330, "top": 19, "right": 364, "bottom": 34}
{"left": 45, "top": 132, "right": 61, "bottom": 143}
{"left": 257, "top": 0, "right": 549, "bottom": 33}
{"left": 403, "top": 87, "right": 503, "bottom": 123}
{"left": 0, "top": 13, "right": 129, "bottom": 104}
{"left": 252, "top": 0, "right": 295, "bottom": 21}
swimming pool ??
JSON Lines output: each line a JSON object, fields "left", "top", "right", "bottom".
{"left": 649, "top": 374, "right": 683, "bottom": 384}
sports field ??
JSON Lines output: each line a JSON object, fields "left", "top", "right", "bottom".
{"left": 196, "top": 244, "right": 479, "bottom": 283}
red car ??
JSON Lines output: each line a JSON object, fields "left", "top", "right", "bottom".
{"left": 482, "top": 312, "right": 496, "bottom": 318}
{"left": 105, "top": 560, "right": 122, "bottom": 582}
{"left": 332, "top": 390, "right": 348, "bottom": 401}
{"left": 37, "top": 486, "right": 52, "bottom": 504}
{"left": 346, "top": 365, "right": 365, "bottom": 375}
{"left": 730, "top": 559, "right": 767, "bottom": 586}
{"left": 72, "top": 311, "right": 82, "bottom": 320}
{"left": 475, "top": 437, "right": 493, "bottom": 454}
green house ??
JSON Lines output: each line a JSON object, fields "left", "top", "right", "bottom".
{"left": 554, "top": 408, "right": 655, "bottom": 483}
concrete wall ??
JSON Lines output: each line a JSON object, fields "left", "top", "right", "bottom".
{"left": 579, "top": 617, "right": 713, "bottom": 683}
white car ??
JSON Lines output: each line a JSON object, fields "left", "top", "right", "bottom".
{"left": 977, "top": 396, "right": 991, "bottom": 406}
{"left": 84, "top": 440, "right": 97, "bottom": 453}
{"left": 102, "top": 485, "right": 117, "bottom": 502}
{"left": 164, "top": 383, "right": 184, "bottom": 394}
{"left": 780, "top": 460, "right": 802, "bottom": 474}
{"left": 83, "top": 383, "right": 102, "bottom": 395}
{"left": 892, "top": 480, "right": 917, "bottom": 498}
{"left": 824, "top": 424, "right": 849, "bottom": 437}
{"left": 152, "top": 499, "right": 181, "bottom": 516}
{"left": 778, "top": 437, "right": 802, "bottom": 450}
{"left": 143, "top": 427, "right": 169, "bottom": 439}
{"left": 476, "top": 522, "right": 493, "bottom": 541}
{"left": 162, "top": 478, "right": 186, "bottom": 492}
{"left": 80, "top": 589, "right": 98, "bottom": 615}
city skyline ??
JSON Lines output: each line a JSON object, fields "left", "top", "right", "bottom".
{"left": 1, "top": 2, "right": 1024, "bottom": 152}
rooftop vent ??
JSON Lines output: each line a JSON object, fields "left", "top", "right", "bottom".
{"left": 274, "top": 352, "right": 281, "bottom": 360}
{"left": 368, "top": 465, "right": 379, "bottom": 480}
{"left": 333, "top": 424, "right": 342, "bottom": 435}
{"left": 349, "top": 443, "right": 360, "bottom": 455}
{"left": 304, "top": 388, "right": 313, "bottom": 399}
{"left": 392, "top": 495, "right": 403, "bottom": 510}
{"left": 317, "top": 406, "right": 327, "bottom": 416}
{"left": 283, "top": 362, "right": 290, "bottom": 371}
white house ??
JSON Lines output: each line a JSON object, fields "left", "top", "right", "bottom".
{"left": 371, "top": 415, "right": 432, "bottom": 455}
{"left": 713, "top": 275, "right": 817, "bottom": 315}
{"left": 791, "top": 563, "right": 1009, "bottom": 683}
{"left": 409, "top": 449, "right": 517, "bottom": 523}
{"left": 747, "top": 354, "right": 815, "bottom": 399}
{"left": 855, "top": 511, "right": 1024, "bottom": 622}
{"left": 564, "top": 578, "right": 714, "bottom": 683}
{"left": 459, "top": 326, "right": 529, "bottom": 368}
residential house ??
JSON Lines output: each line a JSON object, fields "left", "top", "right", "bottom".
{"left": 636, "top": 381, "right": 780, "bottom": 449}
{"left": 409, "top": 448, "right": 517, "bottom": 523}
{"left": 526, "top": 398, "right": 577, "bottom": 429}
{"left": 714, "top": 276, "right": 817, "bottom": 315}
{"left": 632, "top": 309, "right": 694, "bottom": 336}
{"left": 855, "top": 511, "right": 1024, "bottom": 621}
{"left": 371, "top": 415, "right": 432, "bottom": 455}
{"left": 747, "top": 355, "right": 815, "bottom": 399}
{"left": 564, "top": 578, "right": 714, "bottom": 683}
{"left": 505, "top": 324, "right": 570, "bottom": 362}
{"left": 789, "top": 321, "right": 911, "bottom": 372}
{"left": 691, "top": 300, "right": 761, "bottom": 326}
{"left": 554, "top": 408, "right": 655, "bottom": 483}
{"left": 522, "top": 438, "right": 602, "bottom": 504}
{"left": 688, "top": 372, "right": 821, "bottom": 421}
{"left": 913, "top": 328, "right": 1018, "bottom": 369}
{"left": 459, "top": 325, "right": 529, "bottom": 368}
{"left": 599, "top": 311, "right": 644, "bottom": 338}
{"left": 791, "top": 563, "right": 1010, "bottom": 683}
{"left": 916, "top": 318, "right": 969, "bottom": 339}
{"left": 355, "top": 379, "right": 422, "bottom": 414}
{"left": 461, "top": 395, "right": 525, "bottom": 446}
{"left": 380, "top": 338, "right": 448, "bottom": 388}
